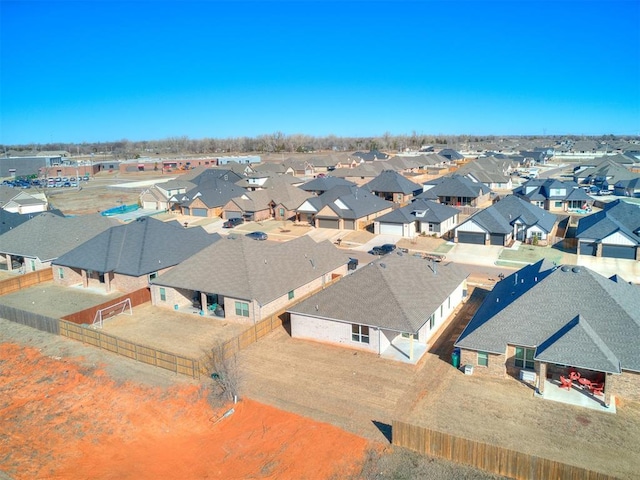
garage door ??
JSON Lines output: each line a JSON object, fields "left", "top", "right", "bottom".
{"left": 343, "top": 219, "right": 356, "bottom": 230}
{"left": 318, "top": 218, "right": 339, "bottom": 229}
{"left": 379, "top": 223, "right": 403, "bottom": 236}
{"left": 191, "top": 208, "right": 208, "bottom": 217}
{"left": 225, "top": 211, "right": 242, "bottom": 219}
{"left": 602, "top": 244, "right": 636, "bottom": 260}
{"left": 458, "top": 232, "right": 485, "bottom": 245}
{"left": 579, "top": 242, "right": 597, "bottom": 256}
{"left": 490, "top": 233, "right": 505, "bottom": 246}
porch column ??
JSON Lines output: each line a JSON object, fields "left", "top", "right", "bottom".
{"left": 5, "top": 254, "right": 12, "bottom": 271}
{"left": 105, "top": 272, "right": 113, "bottom": 293}
{"left": 200, "top": 291, "right": 208, "bottom": 312}
{"left": 604, "top": 373, "right": 612, "bottom": 408}
{"left": 596, "top": 243, "right": 603, "bottom": 258}
{"left": 409, "top": 334, "right": 414, "bottom": 361}
{"left": 82, "top": 269, "right": 88, "bottom": 288}
{"left": 537, "top": 363, "right": 547, "bottom": 394}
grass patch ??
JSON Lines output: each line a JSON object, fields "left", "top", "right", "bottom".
{"left": 499, "top": 245, "right": 563, "bottom": 265}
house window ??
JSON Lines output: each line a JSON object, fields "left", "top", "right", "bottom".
{"left": 429, "top": 314, "right": 435, "bottom": 329}
{"left": 235, "top": 301, "right": 249, "bottom": 317}
{"left": 401, "top": 332, "right": 418, "bottom": 340}
{"left": 148, "top": 272, "right": 158, "bottom": 281}
{"left": 478, "top": 352, "right": 489, "bottom": 367}
{"left": 159, "top": 287, "right": 166, "bottom": 302}
{"left": 30, "top": 260, "right": 36, "bottom": 272}
{"left": 515, "top": 347, "right": 535, "bottom": 369}
{"left": 279, "top": 208, "right": 285, "bottom": 217}
{"left": 440, "top": 305, "right": 443, "bottom": 317}
{"left": 397, "top": 194, "right": 403, "bottom": 202}
{"left": 351, "top": 324, "right": 369, "bottom": 344}
{"left": 58, "top": 268, "right": 64, "bottom": 279}
{"left": 554, "top": 201, "right": 563, "bottom": 208}
{"left": 288, "top": 290, "right": 294, "bottom": 300}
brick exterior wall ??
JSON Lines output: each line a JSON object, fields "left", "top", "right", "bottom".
{"left": 53, "top": 266, "right": 83, "bottom": 287}
{"left": 606, "top": 370, "right": 640, "bottom": 402}
{"left": 459, "top": 349, "right": 507, "bottom": 377}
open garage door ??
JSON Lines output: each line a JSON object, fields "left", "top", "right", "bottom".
{"left": 318, "top": 218, "right": 340, "bottom": 229}
{"left": 602, "top": 244, "right": 636, "bottom": 259}
{"left": 379, "top": 223, "right": 403, "bottom": 236}
{"left": 458, "top": 232, "right": 485, "bottom": 245}
{"left": 579, "top": 242, "right": 597, "bottom": 256}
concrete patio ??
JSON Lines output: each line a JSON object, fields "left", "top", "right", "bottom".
{"left": 380, "top": 335, "right": 428, "bottom": 365}
{"left": 537, "top": 378, "right": 616, "bottom": 414}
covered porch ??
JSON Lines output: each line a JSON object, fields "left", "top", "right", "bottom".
{"left": 536, "top": 363, "right": 616, "bottom": 413}
{"left": 190, "top": 290, "right": 226, "bottom": 318}
{"left": 380, "top": 332, "right": 428, "bottom": 365}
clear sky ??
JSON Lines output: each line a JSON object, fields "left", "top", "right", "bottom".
{"left": 1, "top": 0, "right": 639, "bottom": 144}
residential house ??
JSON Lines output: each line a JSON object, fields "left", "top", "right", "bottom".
{"left": 438, "top": 149, "right": 465, "bottom": 161}
{"left": 455, "top": 260, "right": 640, "bottom": 407}
{"left": 235, "top": 173, "right": 304, "bottom": 191}
{"left": 283, "top": 158, "right": 315, "bottom": 177}
{"left": 573, "top": 159, "right": 640, "bottom": 192}
{"left": 306, "top": 155, "right": 342, "bottom": 173}
{"left": 364, "top": 170, "right": 423, "bottom": 205}
{"left": 0, "top": 209, "right": 41, "bottom": 236}
{"left": 454, "top": 195, "right": 557, "bottom": 246}
{"left": 300, "top": 176, "right": 355, "bottom": 196}
{"left": 0, "top": 186, "right": 48, "bottom": 214}
{"left": 174, "top": 170, "right": 245, "bottom": 217}
{"left": 150, "top": 235, "right": 349, "bottom": 322}
{"left": 455, "top": 156, "right": 514, "bottom": 190}
{"left": 252, "top": 162, "right": 294, "bottom": 176}
{"left": 576, "top": 199, "right": 640, "bottom": 260}
{"left": 374, "top": 198, "right": 460, "bottom": 238}
{"left": 419, "top": 175, "right": 492, "bottom": 207}
{"left": 223, "top": 180, "right": 311, "bottom": 222}
{"left": 0, "top": 212, "right": 118, "bottom": 273}
{"left": 513, "top": 179, "right": 593, "bottom": 213}
{"left": 295, "top": 185, "right": 394, "bottom": 230}
{"left": 614, "top": 178, "right": 640, "bottom": 198}
{"left": 139, "top": 186, "right": 171, "bottom": 211}
{"left": 352, "top": 150, "right": 389, "bottom": 161}
{"left": 52, "top": 217, "right": 220, "bottom": 293}
{"left": 330, "top": 163, "right": 385, "bottom": 186}
{"left": 289, "top": 253, "right": 469, "bottom": 364}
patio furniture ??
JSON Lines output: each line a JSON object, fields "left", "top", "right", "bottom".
{"left": 578, "top": 377, "right": 592, "bottom": 389}
{"left": 569, "top": 370, "right": 581, "bottom": 381}
{"left": 559, "top": 375, "right": 572, "bottom": 390}
{"left": 589, "top": 383, "right": 604, "bottom": 396}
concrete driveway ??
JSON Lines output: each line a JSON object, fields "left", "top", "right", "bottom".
{"left": 351, "top": 233, "right": 402, "bottom": 252}
{"left": 446, "top": 243, "right": 504, "bottom": 267}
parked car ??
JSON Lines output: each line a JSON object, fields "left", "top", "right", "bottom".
{"left": 368, "top": 244, "right": 397, "bottom": 256}
{"left": 223, "top": 217, "right": 244, "bottom": 228}
{"left": 245, "top": 231, "right": 268, "bottom": 240}
{"left": 63, "top": 181, "right": 71, "bottom": 187}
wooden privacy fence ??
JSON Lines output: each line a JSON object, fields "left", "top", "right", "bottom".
{"left": 0, "top": 268, "right": 53, "bottom": 296}
{"left": 0, "top": 304, "right": 59, "bottom": 334}
{"left": 392, "top": 420, "right": 619, "bottom": 480}
{"left": 59, "top": 319, "right": 201, "bottom": 378}
{"left": 61, "top": 287, "right": 151, "bottom": 324}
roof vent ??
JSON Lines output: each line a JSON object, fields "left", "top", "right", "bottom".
{"left": 561, "top": 266, "right": 570, "bottom": 272}
{"left": 572, "top": 267, "right": 581, "bottom": 273}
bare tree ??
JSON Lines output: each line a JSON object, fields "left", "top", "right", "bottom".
{"left": 201, "top": 343, "right": 241, "bottom": 407}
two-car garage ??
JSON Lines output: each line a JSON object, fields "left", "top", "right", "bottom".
{"left": 457, "top": 232, "right": 485, "bottom": 245}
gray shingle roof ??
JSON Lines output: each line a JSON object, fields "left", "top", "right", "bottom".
{"left": 376, "top": 198, "right": 460, "bottom": 225}
{"left": 419, "top": 175, "right": 491, "bottom": 199}
{"left": 459, "top": 195, "right": 557, "bottom": 234}
{"left": 455, "top": 261, "right": 640, "bottom": 373}
{"left": 301, "top": 185, "right": 394, "bottom": 219}
{"left": 576, "top": 199, "right": 640, "bottom": 244}
{"left": 0, "top": 212, "right": 118, "bottom": 262}
{"left": 301, "top": 176, "right": 355, "bottom": 193}
{"left": 364, "top": 170, "right": 423, "bottom": 195}
{"left": 53, "top": 217, "right": 220, "bottom": 276}
{"left": 514, "top": 179, "right": 591, "bottom": 202}
{"left": 289, "top": 253, "right": 469, "bottom": 333}
{"left": 153, "top": 235, "right": 349, "bottom": 305}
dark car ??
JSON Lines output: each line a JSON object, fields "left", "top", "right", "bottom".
{"left": 223, "top": 217, "right": 244, "bottom": 228}
{"left": 368, "top": 244, "right": 397, "bottom": 256}
{"left": 246, "top": 231, "right": 268, "bottom": 240}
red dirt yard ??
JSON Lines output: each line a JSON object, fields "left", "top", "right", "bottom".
{"left": 0, "top": 343, "right": 368, "bottom": 479}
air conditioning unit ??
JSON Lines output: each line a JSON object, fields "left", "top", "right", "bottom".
{"left": 520, "top": 370, "right": 536, "bottom": 382}
{"left": 463, "top": 364, "right": 474, "bottom": 375}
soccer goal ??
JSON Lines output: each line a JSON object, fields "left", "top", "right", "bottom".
{"left": 92, "top": 298, "right": 132, "bottom": 328}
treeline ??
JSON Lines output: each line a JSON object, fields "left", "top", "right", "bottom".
{"left": 2, "top": 132, "right": 634, "bottom": 158}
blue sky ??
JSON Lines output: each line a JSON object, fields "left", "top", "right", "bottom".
{"left": 1, "top": 0, "right": 639, "bottom": 144}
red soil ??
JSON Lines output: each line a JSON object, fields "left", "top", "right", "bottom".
{"left": 0, "top": 343, "right": 369, "bottom": 479}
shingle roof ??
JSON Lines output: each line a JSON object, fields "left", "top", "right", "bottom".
{"left": 180, "top": 177, "right": 246, "bottom": 208}
{"left": 419, "top": 175, "right": 491, "bottom": 199}
{"left": 455, "top": 261, "right": 640, "bottom": 373}
{"left": 576, "top": 199, "right": 640, "bottom": 244}
{"left": 364, "top": 170, "right": 423, "bottom": 195}
{"left": 53, "top": 217, "right": 220, "bottom": 276}
{"left": 459, "top": 195, "right": 557, "bottom": 234}
{"left": 289, "top": 253, "right": 469, "bottom": 333}
{"left": 514, "top": 179, "right": 591, "bottom": 202}
{"left": 153, "top": 235, "right": 349, "bottom": 305}
{"left": 0, "top": 212, "right": 118, "bottom": 261}
{"left": 228, "top": 183, "right": 311, "bottom": 212}
{"left": 376, "top": 198, "right": 460, "bottom": 225}
{"left": 300, "top": 176, "right": 355, "bottom": 193}
{"left": 0, "top": 209, "right": 61, "bottom": 236}
{"left": 317, "top": 185, "right": 395, "bottom": 219}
